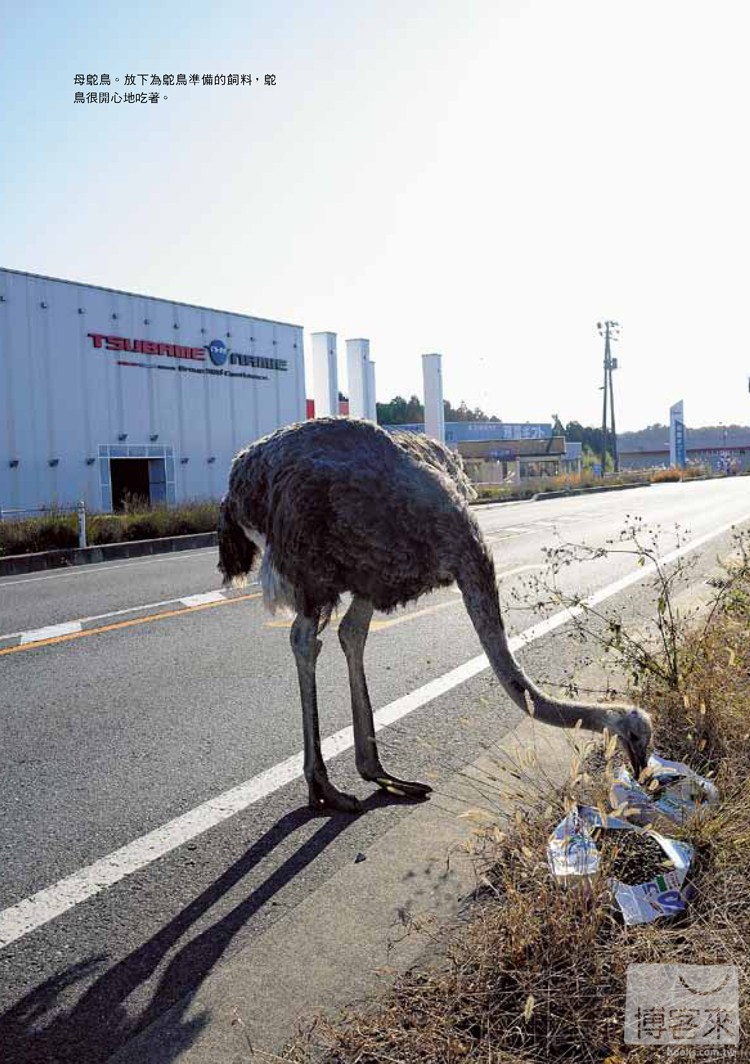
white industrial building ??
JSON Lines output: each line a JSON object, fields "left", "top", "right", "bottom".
{"left": 0, "top": 268, "right": 306, "bottom": 512}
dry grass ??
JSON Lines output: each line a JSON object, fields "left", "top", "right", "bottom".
{"left": 0, "top": 500, "right": 219, "bottom": 556}
{"left": 0, "top": 509, "right": 79, "bottom": 555}
{"left": 281, "top": 570, "right": 750, "bottom": 1062}
{"left": 473, "top": 466, "right": 712, "bottom": 503}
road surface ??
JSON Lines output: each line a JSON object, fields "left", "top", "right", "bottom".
{"left": 1, "top": 476, "right": 749, "bottom": 1062}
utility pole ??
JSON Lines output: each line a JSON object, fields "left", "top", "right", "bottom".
{"left": 597, "top": 320, "right": 620, "bottom": 475}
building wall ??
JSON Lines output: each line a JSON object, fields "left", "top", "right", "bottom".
{"left": 620, "top": 447, "right": 750, "bottom": 473}
{"left": 384, "top": 421, "right": 553, "bottom": 443}
{"left": 0, "top": 269, "right": 306, "bottom": 511}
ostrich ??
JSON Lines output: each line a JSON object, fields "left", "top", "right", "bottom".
{"left": 218, "top": 417, "right": 652, "bottom": 812}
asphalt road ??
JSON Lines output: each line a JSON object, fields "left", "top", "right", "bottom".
{"left": 1, "top": 477, "right": 749, "bottom": 1063}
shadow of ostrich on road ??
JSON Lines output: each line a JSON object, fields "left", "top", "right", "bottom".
{"left": 0, "top": 792, "right": 410, "bottom": 1064}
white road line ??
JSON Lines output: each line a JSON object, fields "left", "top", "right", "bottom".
{"left": 497, "top": 564, "right": 546, "bottom": 579}
{"left": 19, "top": 621, "right": 82, "bottom": 645}
{"left": 1, "top": 561, "right": 531, "bottom": 644}
{"left": 493, "top": 525, "right": 532, "bottom": 533}
{"left": 180, "top": 591, "right": 226, "bottom": 608}
{"left": 0, "top": 510, "right": 748, "bottom": 950}
{"left": 0, "top": 548, "right": 218, "bottom": 588}
{"left": 0, "top": 583, "right": 260, "bottom": 643}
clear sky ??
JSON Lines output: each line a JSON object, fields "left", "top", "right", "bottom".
{"left": 3, "top": 0, "right": 749, "bottom": 431}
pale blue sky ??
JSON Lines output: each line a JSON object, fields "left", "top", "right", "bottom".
{"left": 3, "top": 0, "right": 750, "bottom": 430}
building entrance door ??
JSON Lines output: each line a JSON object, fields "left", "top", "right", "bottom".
{"left": 110, "top": 458, "right": 151, "bottom": 511}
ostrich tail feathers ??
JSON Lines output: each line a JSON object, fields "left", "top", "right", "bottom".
{"left": 217, "top": 499, "right": 258, "bottom": 588}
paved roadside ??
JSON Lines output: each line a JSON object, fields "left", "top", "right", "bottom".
{"left": 109, "top": 717, "right": 574, "bottom": 1063}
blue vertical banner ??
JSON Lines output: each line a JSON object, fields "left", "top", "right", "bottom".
{"left": 669, "top": 401, "right": 685, "bottom": 468}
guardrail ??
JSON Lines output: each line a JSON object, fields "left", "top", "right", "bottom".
{"left": 0, "top": 501, "right": 88, "bottom": 547}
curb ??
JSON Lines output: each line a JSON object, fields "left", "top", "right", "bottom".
{"left": 0, "top": 531, "right": 217, "bottom": 577}
{"left": 470, "top": 496, "right": 530, "bottom": 507}
{"left": 531, "top": 481, "right": 652, "bottom": 501}
{"left": 473, "top": 481, "right": 652, "bottom": 506}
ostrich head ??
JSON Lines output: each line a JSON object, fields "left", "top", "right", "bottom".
{"left": 611, "top": 706, "right": 653, "bottom": 777}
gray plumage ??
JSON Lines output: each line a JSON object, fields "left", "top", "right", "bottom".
{"left": 219, "top": 417, "right": 652, "bottom": 812}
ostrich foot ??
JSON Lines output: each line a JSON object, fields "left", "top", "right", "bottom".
{"left": 308, "top": 776, "right": 362, "bottom": 813}
{"left": 372, "top": 774, "right": 432, "bottom": 800}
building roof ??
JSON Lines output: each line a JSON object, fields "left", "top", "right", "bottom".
{"left": 382, "top": 421, "right": 553, "bottom": 442}
{"left": 0, "top": 267, "right": 303, "bottom": 329}
{"left": 620, "top": 444, "right": 750, "bottom": 456}
{"left": 457, "top": 436, "right": 566, "bottom": 459}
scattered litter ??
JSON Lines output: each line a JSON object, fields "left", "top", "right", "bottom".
{"left": 611, "top": 753, "right": 719, "bottom": 826}
{"left": 547, "top": 805, "right": 693, "bottom": 924}
{"left": 354, "top": 852, "right": 367, "bottom": 864}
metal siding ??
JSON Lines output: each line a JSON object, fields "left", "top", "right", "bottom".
{"left": 0, "top": 269, "right": 303, "bottom": 511}
{"left": 249, "top": 319, "right": 272, "bottom": 440}
{"left": 117, "top": 291, "right": 151, "bottom": 444}
{"left": 17, "top": 276, "right": 43, "bottom": 509}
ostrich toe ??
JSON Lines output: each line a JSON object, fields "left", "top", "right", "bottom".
{"left": 308, "top": 777, "right": 362, "bottom": 813}
{"left": 374, "top": 775, "right": 432, "bottom": 800}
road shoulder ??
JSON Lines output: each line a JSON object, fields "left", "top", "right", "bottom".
{"left": 109, "top": 717, "right": 574, "bottom": 1063}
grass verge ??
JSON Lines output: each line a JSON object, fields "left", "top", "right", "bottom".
{"left": 474, "top": 465, "right": 711, "bottom": 502}
{"left": 281, "top": 563, "right": 750, "bottom": 1061}
{"left": 0, "top": 500, "right": 219, "bottom": 557}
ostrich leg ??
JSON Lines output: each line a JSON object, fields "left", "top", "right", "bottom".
{"left": 290, "top": 611, "right": 361, "bottom": 813}
{"left": 338, "top": 595, "right": 432, "bottom": 800}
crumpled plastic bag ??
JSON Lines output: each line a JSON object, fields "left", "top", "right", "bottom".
{"left": 547, "top": 804, "right": 694, "bottom": 925}
{"left": 610, "top": 753, "right": 719, "bottom": 827}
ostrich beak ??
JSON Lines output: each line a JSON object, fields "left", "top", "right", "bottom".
{"left": 625, "top": 739, "right": 648, "bottom": 780}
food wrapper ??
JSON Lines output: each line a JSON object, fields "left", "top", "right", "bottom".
{"left": 610, "top": 752, "right": 719, "bottom": 826}
{"left": 547, "top": 805, "right": 694, "bottom": 925}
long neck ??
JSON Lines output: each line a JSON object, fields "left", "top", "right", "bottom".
{"left": 455, "top": 533, "right": 622, "bottom": 735}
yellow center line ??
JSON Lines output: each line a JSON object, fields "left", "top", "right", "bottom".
{"left": 0, "top": 592, "right": 262, "bottom": 656}
{"left": 7, "top": 564, "right": 536, "bottom": 655}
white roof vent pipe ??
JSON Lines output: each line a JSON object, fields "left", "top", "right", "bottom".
{"left": 366, "top": 359, "right": 377, "bottom": 421}
{"left": 346, "top": 338, "right": 370, "bottom": 419}
{"left": 311, "top": 331, "right": 339, "bottom": 418}
{"left": 422, "top": 352, "right": 445, "bottom": 444}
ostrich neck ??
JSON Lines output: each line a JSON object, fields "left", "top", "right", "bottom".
{"left": 454, "top": 534, "right": 620, "bottom": 736}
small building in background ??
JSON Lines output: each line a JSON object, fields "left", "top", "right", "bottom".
{"left": 380, "top": 421, "right": 581, "bottom": 485}
{"left": 306, "top": 398, "right": 350, "bottom": 417}
{"left": 386, "top": 421, "right": 554, "bottom": 444}
{"left": 619, "top": 444, "right": 750, "bottom": 474}
{"left": 457, "top": 435, "right": 572, "bottom": 485}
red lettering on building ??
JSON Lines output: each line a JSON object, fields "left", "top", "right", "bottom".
{"left": 88, "top": 333, "right": 206, "bottom": 361}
